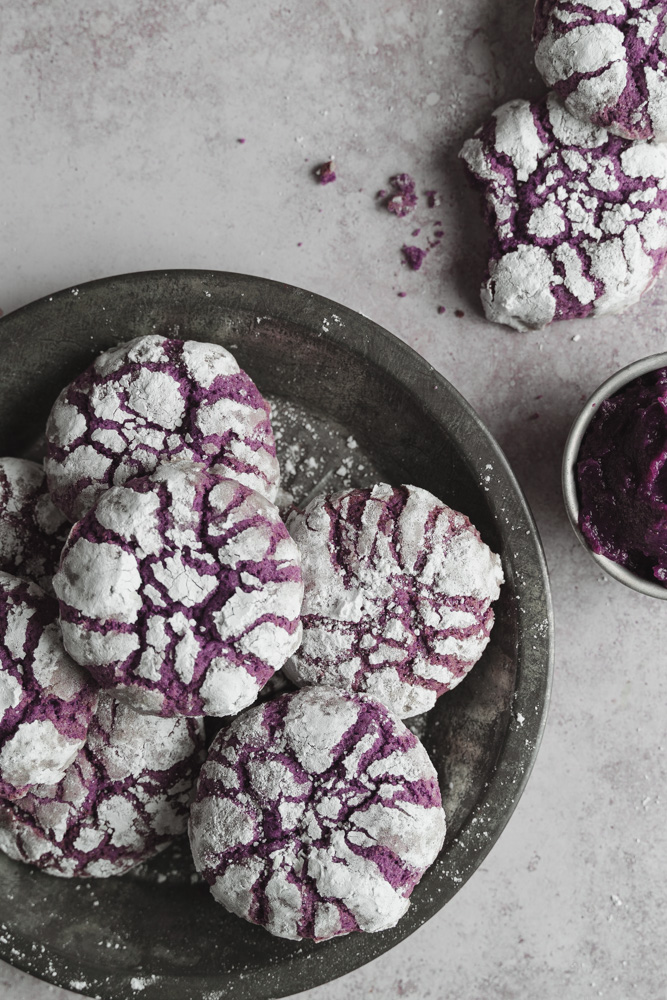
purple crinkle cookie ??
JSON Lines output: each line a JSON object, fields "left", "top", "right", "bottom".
{"left": 44, "top": 334, "right": 280, "bottom": 523}
{"left": 0, "top": 572, "right": 98, "bottom": 801}
{"left": 0, "top": 458, "right": 69, "bottom": 594}
{"left": 189, "top": 685, "right": 446, "bottom": 941}
{"left": 0, "top": 692, "right": 205, "bottom": 877}
{"left": 460, "top": 92, "right": 667, "bottom": 331}
{"left": 285, "top": 484, "right": 503, "bottom": 719}
{"left": 533, "top": 0, "right": 667, "bottom": 141}
{"left": 53, "top": 462, "right": 303, "bottom": 718}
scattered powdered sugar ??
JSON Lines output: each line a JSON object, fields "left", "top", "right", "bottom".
{"left": 0, "top": 572, "right": 98, "bottom": 800}
{"left": 285, "top": 484, "right": 504, "bottom": 719}
{"left": 0, "top": 692, "right": 205, "bottom": 877}
{"left": 267, "top": 397, "right": 381, "bottom": 516}
{"left": 533, "top": 0, "right": 667, "bottom": 140}
{"left": 53, "top": 463, "right": 303, "bottom": 718}
{"left": 189, "top": 686, "right": 445, "bottom": 941}
{"left": 0, "top": 458, "right": 69, "bottom": 594}
{"left": 460, "top": 91, "right": 667, "bottom": 330}
{"left": 44, "top": 335, "right": 280, "bottom": 522}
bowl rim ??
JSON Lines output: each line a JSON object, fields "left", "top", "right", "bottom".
{"left": 0, "top": 268, "right": 554, "bottom": 1000}
{"left": 562, "top": 351, "right": 667, "bottom": 600}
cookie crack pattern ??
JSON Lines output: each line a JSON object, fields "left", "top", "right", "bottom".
{"left": 533, "top": 0, "right": 667, "bottom": 141}
{"left": 0, "top": 693, "right": 204, "bottom": 877}
{"left": 0, "top": 459, "right": 68, "bottom": 595}
{"left": 286, "top": 484, "right": 503, "bottom": 718}
{"left": 45, "top": 335, "right": 280, "bottom": 523}
{"left": 189, "top": 687, "right": 446, "bottom": 941}
{"left": 0, "top": 572, "right": 98, "bottom": 800}
{"left": 460, "top": 91, "right": 667, "bottom": 331}
{"left": 53, "top": 464, "right": 303, "bottom": 718}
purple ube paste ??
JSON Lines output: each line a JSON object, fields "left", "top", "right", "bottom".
{"left": 285, "top": 484, "right": 504, "bottom": 719}
{"left": 188, "top": 685, "right": 446, "bottom": 941}
{"left": 45, "top": 334, "right": 280, "bottom": 523}
{"left": 0, "top": 692, "right": 205, "bottom": 877}
{"left": 53, "top": 463, "right": 303, "bottom": 719}
{"left": 0, "top": 458, "right": 69, "bottom": 594}
{"left": 0, "top": 572, "right": 98, "bottom": 800}
{"left": 577, "top": 365, "right": 667, "bottom": 583}
{"left": 533, "top": 0, "right": 667, "bottom": 141}
{"left": 460, "top": 91, "right": 667, "bottom": 331}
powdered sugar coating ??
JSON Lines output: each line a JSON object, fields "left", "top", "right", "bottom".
{"left": 460, "top": 92, "right": 667, "bottom": 331}
{"left": 285, "top": 485, "right": 503, "bottom": 719}
{"left": 534, "top": 0, "right": 667, "bottom": 141}
{"left": 53, "top": 463, "right": 303, "bottom": 718}
{"left": 189, "top": 685, "right": 446, "bottom": 941}
{"left": 0, "top": 458, "right": 69, "bottom": 594}
{"left": 45, "top": 335, "right": 280, "bottom": 522}
{"left": 0, "top": 692, "right": 205, "bottom": 877}
{"left": 0, "top": 572, "right": 98, "bottom": 800}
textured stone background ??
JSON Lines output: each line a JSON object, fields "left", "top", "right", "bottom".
{"left": 1, "top": 1, "right": 665, "bottom": 998}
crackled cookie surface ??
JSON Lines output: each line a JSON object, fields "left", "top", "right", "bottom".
{"left": 0, "top": 573, "right": 98, "bottom": 800}
{"left": 0, "top": 458, "right": 69, "bottom": 593}
{"left": 45, "top": 334, "right": 280, "bottom": 522}
{"left": 286, "top": 484, "right": 503, "bottom": 719}
{"left": 460, "top": 92, "right": 667, "bottom": 331}
{"left": 189, "top": 686, "right": 446, "bottom": 941}
{"left": 534, "top": 0, "right": 667, "bottom": 141}
{"left": 53, "top": 463, "right": 303, "bottom": 718}
{"left": 0, "top": 692, "right": 205, "bottom": 877}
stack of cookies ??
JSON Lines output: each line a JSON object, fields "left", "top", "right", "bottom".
{"left": 0, "top": 333, "right": 504, "bottom": 942}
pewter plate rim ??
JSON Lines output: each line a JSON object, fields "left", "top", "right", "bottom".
{"left": 0, "top": 270, "right": 554, "bottom": 999}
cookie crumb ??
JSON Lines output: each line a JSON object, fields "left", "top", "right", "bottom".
{"left": 402, "top": 245, "right": 428, "bottom": 271}
{"left": 382, "top": 174, "right": 418, "bottom": 217}
{"left": 315, "top": 160, "right": 336, "bottom": 184}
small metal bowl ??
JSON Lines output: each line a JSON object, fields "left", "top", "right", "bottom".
{"left": 562, "top": 351, "right": 667, "bottom": 600}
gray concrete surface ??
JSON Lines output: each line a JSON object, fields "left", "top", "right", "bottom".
{"left": 0, "top": 2, "right": 665, "bottom": 998}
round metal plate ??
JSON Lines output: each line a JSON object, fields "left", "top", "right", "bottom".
{"left": 0, "top": 270, "right": 553, "bottom": 999}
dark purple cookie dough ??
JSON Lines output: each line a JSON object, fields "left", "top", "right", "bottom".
{"left": 0, "top": 692, "right": 205, "bottom": 877}
{"left": 534, "top": 0, "right": 667, "bottom": 141}
{"left": 577, "top": 364, "right": 667, "bottom": 583}
{"left": 460, "top": 91, "right": 667, "bottom": 331}
{"left": 53, "top": 463, "right": 303, "bottom": 718}
{"left": 286, "top": 484, "right": 503, "bottom": 719}
{"left": 189, "top": 685, "right": 446, "bottom": 941}
{"left": 0, "top": 572, "right": 98, "bottom": 800}
{"left": 45, "top": 335, "right": 280, "bottom": 522}
{"left": 0, "top": 458, "right": 69, "bottom": 594}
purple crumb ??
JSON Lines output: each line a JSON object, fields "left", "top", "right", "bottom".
{"left": 402, "top": 245, "right": 428, "bottom": 271}
{"left": 437, "top": 306, "right": 446, "bottom": 315}
{"left": 434, "top": 230, "right": 444, "bottom": 238}
{"left": 189, "top": 686, "right": 446, "bottom": 941}
{"left": 425, "top": 190, "right": 441, "bottom": 208}
{"left": 315, "top": 161, "right": 336, "bottom": 184}
{"left": 412, "top": 229, "right": 421, "bottom": 237}
{"left": 397, "top": 292, "right": 407, "bottom": 298}
{"left": 384, "top": 174, "right": 418, "bottom": 217}
{"left": 237, "top": 138, "right": 246, "bottom": 144}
